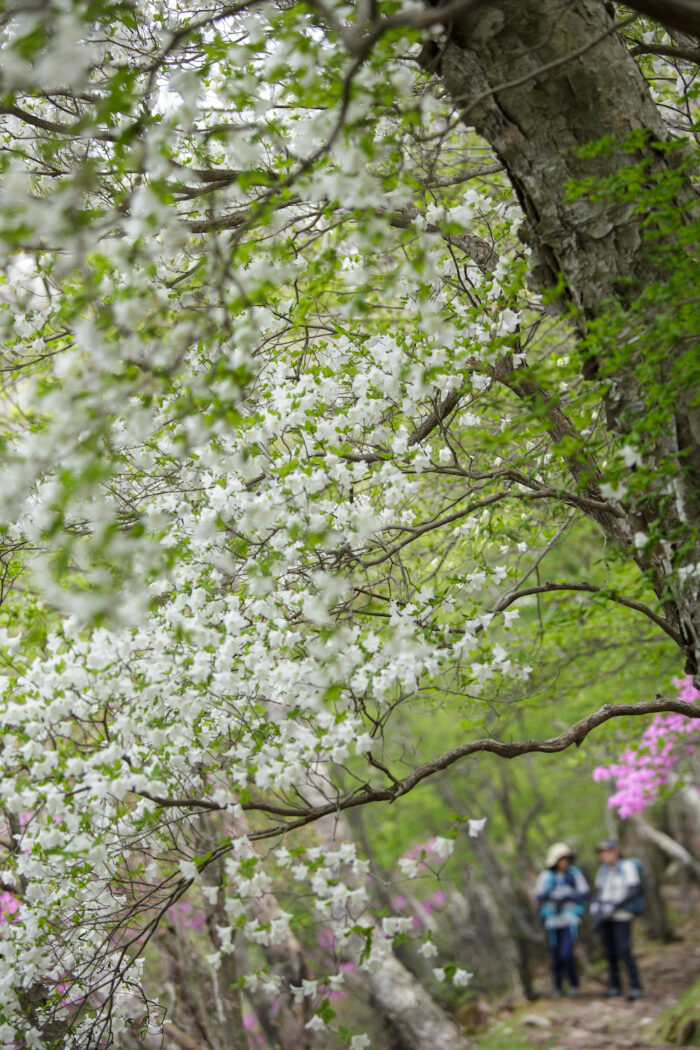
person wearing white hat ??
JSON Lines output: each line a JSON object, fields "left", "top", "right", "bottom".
{"left": 535, "top": 843, "right": 590, "bottom": 997}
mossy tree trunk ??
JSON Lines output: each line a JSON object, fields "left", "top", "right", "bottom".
{"left": 436, "top": 0, "right": 700, "bottom": 676}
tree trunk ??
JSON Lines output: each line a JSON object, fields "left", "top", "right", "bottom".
{"left": 675, "top": 784, "right": 700, "bottom": 858}
{"left": 619, "top": 816, "right": 675, "bottom": 941}
{"left": 366, "top": 945, "right": 473, "bottom": 1050}
{"left": 629, "top": 811, "right": 700, "bottom": 882}
{"left": 196, "top": 817, "right": 250, "bottom": 1050}
{"left": 437, "top": 0, "right": 700, "bottom": 675}
{"left": 253, "top": 879, "right": 311, "bottom": 1049}
{"left": 201, "top": 871, "right": 249, "bottom": 1050}
{"left": 303, "top": 772, "right": 472, "bottom": 1050}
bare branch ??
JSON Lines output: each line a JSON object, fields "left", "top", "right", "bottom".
{"left": 628, "top": 813, "right": 700, "bottom": 882}
{"left": 631, "top": 41, "right": 700, "bottom": 63}
{"left": 173, "top": 699, "right": 700, "bottom": 843}
{"left": 490, "top": 581, "right": 683, "bottom": 646}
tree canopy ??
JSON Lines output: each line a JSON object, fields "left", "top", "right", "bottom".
{"left": 0, "top": 0, "right": 699, "bottom": 1044}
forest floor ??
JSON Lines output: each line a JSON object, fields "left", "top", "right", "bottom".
{"left": 479, "top": 916, "right": 700, "bottom": 1050}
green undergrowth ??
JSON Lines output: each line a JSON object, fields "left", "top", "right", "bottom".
{"left": 652, "top": 974, "right": 700, "bottom": 1046}
{"left": 474, "top": 1025, "right": 538, "bottom": 1050}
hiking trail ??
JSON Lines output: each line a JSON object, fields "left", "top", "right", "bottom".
{"left": 483, "top": 917, "right": 700, "bottom": 1049}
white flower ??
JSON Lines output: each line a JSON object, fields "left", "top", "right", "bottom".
{"left": 418, "top": 940, "right": 438, "bottom": 958}
{"left": 398, "top": 856, "right": 418, "bottom": 878}
{"left": 350, "top": 1036, "right": 371, "bottom": 1050}
{"left": 471, "top": 373, "right": 491, "bottom": 392}
{"left": 433, "top": 967, "right": 446, "bottom": 982}
{"left": 431, "top": 836, "right": 454, "bottom": 859}
{"left": 178, "top": 860, "right": 198, "bottom": 881}
{"left": 382, "top": 916, "right": 413, "bottom": 936}
{"left": 633, "top": 532, "right": 648, "bottom": 549}
{"left": 453, "top": 968, "right": 473, "bottom": 987}
{"left": 620, "top": 444, "right": 643, "bottom": 468}
{"left": 503, "top": 609, "right": 519, "bottom": 628}
{"left": 500, "top": 308, "right": 519, "bottom": 332}
{"left": 305, "top": 1014, "right": 327, "bottom": 1031}
{"left": 600, "top": 481, "right": 627, "bottom": 501}
{"left": 215, "top": 925, "right": 233, "bottom": 951}
{"left": 467, "top": 817, "right": 487, "bottom": 838}
{"left": 679, "top": 563, "right": 700, "bottom": 585}
{"left": 425, "top": 203, "right": 445, "bottom": 224}
{"left": 447, "top": 202, "right": 474, "bottom": 226}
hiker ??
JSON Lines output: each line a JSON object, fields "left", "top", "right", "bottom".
{"left": 535, "top": 842, "right": 590, "bottom": 998}
{"left": 590, "top": 838, "right": 643, "bottom": 1000}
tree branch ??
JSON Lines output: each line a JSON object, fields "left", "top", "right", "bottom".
{"left": 342, "top": 390, "right": 464, "bottom": 464}
{"left": 630, "top": 41, "right": 700, "bottom": 63}
{"left": 618, "top": 0, "right": 700, "bottom": 38}
{"left": 628, "top": 812, "right": 700, "bottom": 882}
{"left": 0, "top": 104, "right": 117, "bottom": 140}
{"left": 490, "top": 581, "right": 682, "bottom": 645}
{"left": 179, "top": 698, "right": 700, "bottom": 850}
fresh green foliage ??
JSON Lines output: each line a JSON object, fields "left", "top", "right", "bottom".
{"left": 0, "top": 2, "right": 697, "bottom": 1046}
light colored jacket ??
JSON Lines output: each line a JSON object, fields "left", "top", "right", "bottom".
{"left": 594, "top": 859, "right": 641, "bottom": 921}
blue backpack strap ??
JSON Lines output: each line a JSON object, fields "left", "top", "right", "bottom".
{"left": 624, "top": 858, "right": 645, "bottom": 915}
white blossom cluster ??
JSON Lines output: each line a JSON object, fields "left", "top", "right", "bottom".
{"left": 0, "top": 0, "right": 682, "bottom": 1043}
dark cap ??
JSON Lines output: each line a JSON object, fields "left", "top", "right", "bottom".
{"left": 597, "top": 838, "right": 618, "bottom": 852}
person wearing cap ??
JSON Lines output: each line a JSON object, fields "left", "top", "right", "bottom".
{"left": 535, "top": 843, "right": 590, "bottom": 998}
{"left": 591, "top": 838, "right": 643, "bottom": 1000}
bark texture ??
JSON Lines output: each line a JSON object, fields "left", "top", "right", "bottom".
{"left": 303, "top": 772, "right": 472, "bottom": 1050}
{"left": 438, "top": 0, "right": 700, "bottom": 675}
{"left": 366, "top": 947, "right": 472, "bottom": 1050}
{"left": 630, "top": 812, "right": 700, "bottom": 883}
{"left": 254, "top": 884, "right": 311, "bottom": 1049}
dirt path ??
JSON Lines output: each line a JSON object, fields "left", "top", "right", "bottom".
{"left": 487, "top": 923, "right": 700, "bottom": 1049}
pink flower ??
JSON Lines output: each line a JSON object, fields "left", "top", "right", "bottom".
{"left": 594, "top": 677, "right": 700, "bottom": 817}
{"left": 0, "top": 891, "right": 19, "bottom": 924}
{"left": 317, "top": 927, "right": 337, "bottom": 952}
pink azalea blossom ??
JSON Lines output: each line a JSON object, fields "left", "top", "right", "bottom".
{"left": 593, "top": 677, "right": 700, "bottom": 817}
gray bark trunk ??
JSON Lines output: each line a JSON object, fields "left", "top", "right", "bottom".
{"left": 437, "top": 0, "right": 700, "bottom": 676}
{"left": 303, "top": 772, "right": 472, "bottom": 1050}
{"left": 629, "top": 811, "right": 700, "bottom": 882}
{"left": 201, "top": 864, "right": 249, "bottom": 1050}
{"left": 675, "top": 784, "right": 700, "bottom": 859}
{"left": 619, "top": 816, "right": 675, "bottom": 941}
{"left": 366, "top": 946, "right": 472, "bottom": 1050}
{"left": 253, "top": 880, "right": 310, "bottom": 1049}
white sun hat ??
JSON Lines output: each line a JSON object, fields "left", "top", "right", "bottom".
{"left": 545, "top": 842, "right": 574, "bottom": 869}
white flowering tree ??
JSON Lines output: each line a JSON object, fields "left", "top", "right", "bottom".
{"left": 0, "top": 0, "right": 699, "bottom": 1044}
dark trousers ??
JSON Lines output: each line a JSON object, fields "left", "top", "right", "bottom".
{"left": 599, "top": 919, "right": 641, "bottom": 991}
{"left": 548, "top": 927, "right": 578, "bottom": 992}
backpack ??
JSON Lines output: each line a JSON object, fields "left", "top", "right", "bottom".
{"left": 624, "top": 857, "right": 645, "bottom": 915}
{"left": 538, "top": 868, "right": 586, "bottom": 926}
